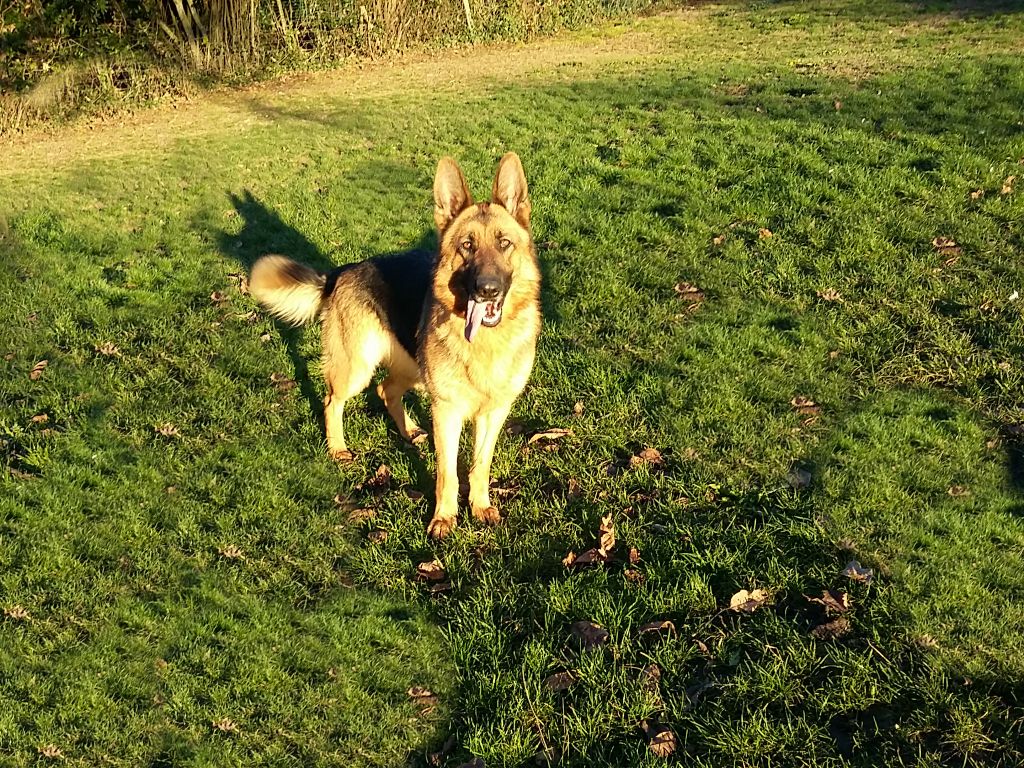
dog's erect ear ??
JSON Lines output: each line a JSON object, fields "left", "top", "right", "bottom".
{"left": 491, "top": 152, "right": 531, "bottom": 229}
{"left": 433, "top": 157, "right": 473, "bottom": 233}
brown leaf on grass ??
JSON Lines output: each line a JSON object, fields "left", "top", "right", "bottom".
{"left": 416, "top": 560, "right": 447, "bottom": 583}
{"left": 31, "top": 413, "right": 49, "bottom": 424}
{"left": 29, "top": 360, "right": 48, "bottom": 380}
{"left": 212, "top": 718, "right": 239, "bottom": 733}
{"left": 948, "top": 485, "right": 971, "bottom": 498}
{"left": 4, "top": 605, "right": 30, "bottom": 620}
{"left": 155, "top": 423, "right": 180, "bottom": 438}
{"left": 674, "top": 282, "right": 705, "bottom": 304}
{"left": 816, "top": 288, "right": 843, "bottom": 303}
{"left": 269, "top": 372, "right": 296, "bottom": 392}
{"left": 566, "top": 477, "right": 582, "bottom": 501}
{"left": 638, "top": 620, "right": 676, "bottom": 639}
{"left": 630, "top": 447, "right": 664, "bottom": 468}
{"left": 407, "top": 686, "right": 439, "bottom": 714}
{"left": 259, "top": 332, "right": 272, "bottom": 343}
{"left": 218, "top": 545, "right": 244, "bottom": 560}
{"left": 562, "top": 550, "right": 578, "bottom": 567}
{"left": 712, "top": 234, "right": 726, "bottom": 247}
{"left": 9, "top": 467, "right": 35, "bottom": 480}
{"left": 629, "top": 546, "right": 640, "bottom": 564}
{"left": 806, "top": 589, "right": 851, "bottom": 614}
{"left": 729, "top": 588, "right": 770, "bottom": 613}
{"left": 228, "top": 272, "right": 250, "bottom": 295}
{"left": 543, "top": 671, "right": 577, "bottom": 691}
{"left": 210, "top": 291, "right": 230, "bottom": 305}
{"left": 641, "top": 721, "right": 677, "bottom": 758}
{"left": 970, "top": 188, "right": 985, "bottom": 200}
{"left": 367, "top": 529, "right": 388, "bottom": 543}
{"left": 564, "top": 548, "right": 610, "bottom": 567}
{"left": 811, "top": 616, "right": 852, "bottom": 640}
{"left": 790, "top": 396, "right": 821, "bottom": 416}
{"left": 404, "top": 488, "right": 425, "bottom": 501}
{"left": 758, "top": 227, "right": 773, "bottom": 240}
{"left": 1001, "top": 175, "right": 1016, "bottom": 195}
{"left": 95, "top": 342, "right": 121, "bottom": 357}
{"left": 842, "top": 559, "right": 874, "bottom": 584}
{"left": 358, "top": 464, "right": 392, "bottom": 494}
{"left": 598, "top": 514, "right": 616, "bottom": 555}
{"left": 38, "top": 745, "right": 63, "bottom": 759}
{"left": 572, "top": 400, "right": 585, "bottom": 416}
{"left": 624, "top": 568, "right": 645, "bottom": 584}
{"left": 638, "top": 663, "right": 662, "bottom": 695}
{"left": 571, "top": 620, "right": 610, "bottom": 649}
{"left": 833, "top": 99, "right": 843, "bottom": 111}
{"left": 931, "top": 236, "right": 962, "bottom": 257}
{"left": 427, "top": 580, "right": 452, "bottom": 595}
{"left": 527, "top": 427, "right": 572, "bottom": 445}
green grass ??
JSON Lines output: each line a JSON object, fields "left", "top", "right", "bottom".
{"left": 2, "top": 1, "right": 1024, "bottom": 765}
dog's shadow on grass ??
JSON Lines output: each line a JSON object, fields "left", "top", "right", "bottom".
{"left": 211, "top": 189, "right": 439, "bottom": 494}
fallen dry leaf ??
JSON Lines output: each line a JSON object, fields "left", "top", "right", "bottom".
{"left": 29, "top": 360, "right": 48, "bottom": 380}
{"left": 674, "top": 282, "right": 705, "bottom": 303}
{"left": 833, "top": 99, "right": 843, "bottom": 110}
{"left": 1001, "top": 175, "right": 1016, "bottom": 195}
{"left": 367, "top": 529, "right": 388, "bottom": 543}
{"left": 641, "top": 721, "right": 677, "bottom": 758}
{"left": 212, "top": 718, "right": 239, "bottom": 733}
{"left": 948, "top": 485, "right": 971, "bottom": 498}
{"left": 210, "top": 291, "right": 230, "bottom": 305}
{"left": 637, "top": 663, "right": 662, "bottom": 697}
{"left": 816, "top": 288, "right": 843, "bottom": 302}
{"left": 259, "top": 332, "right": 272, "bottom": 343}
{"left": 95, "top": 342, "right": 121, "bottom": 357}
{"left": 571, "top": 620, "right": 610, "bottom": 650}
{"left": 359, "top": 464, "right": 392, "bottom": 494}
{"left": 790, "top": 396, "right": 821, "bottom": 416}
{"left": 38, "top": 745, "right": 63, "bottom": 759}
{"left": 4, "top": 605, "right": 30, "bottom": 620}
{"left": 729, "top": 588, "right": 770, "bottom": 613}
{"left": 416, "top": 560, "right": 447, "bottom": 583}
{"left": 407, "top": 686, "right": 438, "bottom": 713}
{"left": 572, "top": 400, "right": 585, "bottom": 416}
{"left": 30, "top": 413, "right": 49, "bottom": 424}
{"left": 811, "top": 616, "right": 852, "bottom": 640}
{"left": 527, "top": 427, "right": 572, "bottom": 445}
{"left": 564, "top": 548, "right": 610, "bottom": 567}
{"left": 712, "top": 233, "right": 726, "bottom": 246}
{"left": 218, "top": 545, "right": 244, "bottom": 560}
{"left": 624, "top": 568, "right": 645, "bottom": 584}
{"left": 598, "top": 514, "right": 616, "bottom": 555}
{"left": 806, "top": 589, "right": 851, "bottom": 614}
{"left": 154, "top": 423, "right": 180, "bottom": 438}
{"left": 638, "top": 620, "right": 676, "bottom": 639}
{"left": 543, "top": 671, "right": 577, "bottom": 691}
{"left": 758, "top": 227, "right": 773, "bottom": 240}
{"left": 842, "top": 559, "right": 874, "bottom": 584}
{"left": 404, "top": 488, "right": 425, "bottom": 501}
{"left": 270, "top": 372, "right": 296, "bottom": 392}
{"left": 228, "top": 272, "right": 250, "bottom": 295}
{"left": 931, "top": 236, "right": 962, "bottom": 257}
{"left": 970, "top": 188, "right": 985, "bottom": 200}
{"left": 629, "top": 546, "right": 640, "bottom": 564}
{"left": 631, "top": 447, "right": 664, "bottom": 468}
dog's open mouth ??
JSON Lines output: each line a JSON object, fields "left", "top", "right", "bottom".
{"left": 465, "top": 296, "right": 504, "bottom": 342}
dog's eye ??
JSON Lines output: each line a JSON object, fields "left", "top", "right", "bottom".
{"left": 499, "top": 238, "right": 512, "bottom": 250}
{"left": 460, "top": 239, "right": 473, "bottom": 251}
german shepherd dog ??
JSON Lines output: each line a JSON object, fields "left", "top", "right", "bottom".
{"left": 249, "top": 153, "right": 541, "bottom": 538}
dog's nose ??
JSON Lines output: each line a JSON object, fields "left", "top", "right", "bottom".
{"left": 475, "top": 276, "right": 502, "bottom": 300}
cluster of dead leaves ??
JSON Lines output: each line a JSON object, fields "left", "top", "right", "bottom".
{"left": 357, "top": 464, "right": 392, "bottom": 494}
{"left": 269, "top": 372, "right": 296, "bottom": 392}
{"left": 415, "top": 559, "right": 452, "bottom": 594}
{"left": 674, "top": 282, "right": 705, "bottom": 314}
{"left": 562, "top": 514, "right": 616, "bottom": 568}
{"left": 791, "top": 395, "right": 822, "bottom": 426}
{"left": 524, "top": 427, "right": 572, "bottom": 453}
{"left": 407, "top": 685, "right": 440, "bottom": 716}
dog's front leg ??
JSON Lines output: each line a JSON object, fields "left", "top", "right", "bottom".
{"left": 469, "top": 405, "right": 511, "bottom": 526}
{"left": 427, "top": 399, "right": 465, "bottom": 538}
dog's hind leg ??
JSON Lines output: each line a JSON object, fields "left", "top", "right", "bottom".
{"left": 468, "top": 404, "right": 511, "bottom": 526}
{"left": 376, "top": 341, "right": 427, "bottom": 446}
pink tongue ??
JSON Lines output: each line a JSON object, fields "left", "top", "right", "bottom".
{"left": 465, "top": 298, "right": 487, "bottom": 342}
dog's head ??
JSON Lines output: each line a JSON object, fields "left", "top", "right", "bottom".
{"left": 432, "top": 153, "right": 537, "bottom": 342}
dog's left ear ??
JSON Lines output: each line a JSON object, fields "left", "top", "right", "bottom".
{"left": 491, "top": 152, "right": 531, "bottom": 229}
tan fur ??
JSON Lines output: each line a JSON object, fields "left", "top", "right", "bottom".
{"left": 249, "top": 153, "right": 540, "bottom": 538}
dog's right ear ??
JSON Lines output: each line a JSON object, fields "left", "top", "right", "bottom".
{"left": 433, "top": 157, "right": 473, "bottom": 233}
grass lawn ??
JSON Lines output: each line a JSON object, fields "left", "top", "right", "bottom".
{"left": 3, "top": 0, "right": 1024, "bottom": 765}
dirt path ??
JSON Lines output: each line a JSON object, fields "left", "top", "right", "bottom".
{"left": 0, "top": 11, "right": 694, "bottom": 175}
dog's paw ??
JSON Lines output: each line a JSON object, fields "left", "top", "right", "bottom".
{"left": 329, "top": 448, "right": 355, "bottom": 463}
{"left": 427, "top": 515, "right": 457, "bottom": 539}
{"left": 472, "top": 506, "right": 502, "bottom": 526}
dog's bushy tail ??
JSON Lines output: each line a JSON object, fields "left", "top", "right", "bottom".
{"left": 249, "top": 255, "right": 326, "bottom": 326}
